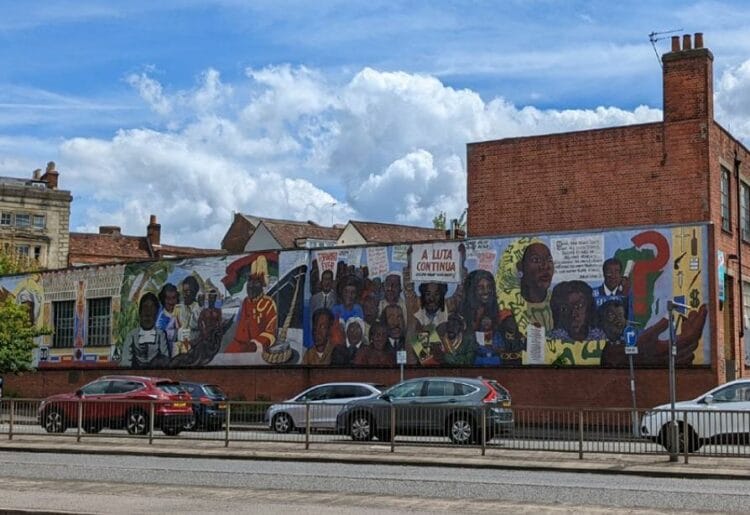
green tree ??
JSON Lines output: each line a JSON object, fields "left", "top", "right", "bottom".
{"left": 432, "top": 211, "right": 447, "bottom": 230}
{"left": 0, "top": 298, "right": 45, "bottom": 373}
{"left": 0, "top": 246, "right": 41, "bottom": 275}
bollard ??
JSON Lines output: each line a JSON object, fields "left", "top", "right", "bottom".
{"left": 683, "top": 411, "right": 689, "bottom": 464}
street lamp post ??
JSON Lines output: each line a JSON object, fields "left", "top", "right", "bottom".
{"left": 666, "top": 300, "right": 688, "bottom": 462}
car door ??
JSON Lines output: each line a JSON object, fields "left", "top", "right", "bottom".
{"left": 384, "top": 381, "right": 425, "bottom": 435}
{"left": 106, "top": 380, "right": 146, "bottom": 424}
{"left": 694, "top": 383, "right": 749, "bottom": 442}
{"left": 415, "top": 380, "right": 463, "bottom": 433}
{"left": 78, "top": 380, "right": 113, "bottom": 426}
{"left": 299, "top": 385, "right": 335, "bottom": 429}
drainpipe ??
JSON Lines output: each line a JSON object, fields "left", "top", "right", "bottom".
{"left": 736, "top": 149, "right": 745, "bottom": 339}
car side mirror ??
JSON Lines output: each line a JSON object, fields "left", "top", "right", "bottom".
{"left": 75, "top": 389, "right": 83, "bottom": 397}
{"left": 703, "top": 394, "right": 714, "bottom": 404}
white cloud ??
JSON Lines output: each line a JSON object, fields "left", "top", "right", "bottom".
{"left": 49, "top": 65, "right": 672, "bottom": 248}
{"left": 716, "top": 58, "right": 750, "bottom": 141}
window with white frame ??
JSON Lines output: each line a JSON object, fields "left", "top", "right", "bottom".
{"left": 87, "top": 297, "right": 111, "bottom": 346}
{"left": 722, "top": 166, "right": 731, "bottom": 232}
{"left": 0, "top": 212, "right": 11, "bottom": 226}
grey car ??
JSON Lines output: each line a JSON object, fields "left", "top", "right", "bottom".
{"left": 335, "top": 377, "right": 513, "bottom": 444}
{"left": 265, "top": 382, "right": 382, "bottom": 433}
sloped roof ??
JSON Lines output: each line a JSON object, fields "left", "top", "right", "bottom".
{"left": 261, "top": 220, "right": 342, "bottom": 248}
{"left": 69, "top": 233, "right": 225, "bottom": 265}
{"left": 348, "top": 220, "right": 446, "bottom": 244}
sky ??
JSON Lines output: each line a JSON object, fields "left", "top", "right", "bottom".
{"left": 1, "top": 1, "right": 750, "bottom": 249}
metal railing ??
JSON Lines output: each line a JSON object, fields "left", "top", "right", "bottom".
{"left": 2, "top": 398, "right": 749, "bottom": 462}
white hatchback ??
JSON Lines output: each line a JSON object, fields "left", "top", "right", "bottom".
{"left": 640, "top": 379, "right": 750, "bottom": 452}
{"left": 265, "top": 382, "right": 383, "bottom": 433}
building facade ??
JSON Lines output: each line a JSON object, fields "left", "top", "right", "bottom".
{"left": 0, "top": 162, "right": 72, "bottom": 270}
{"left": 467, "top": 33, "right": 749, "bottom": 388}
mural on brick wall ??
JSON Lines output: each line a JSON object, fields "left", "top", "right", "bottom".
{"left": 0, "top": 224, "right": 711, "bottom": 369}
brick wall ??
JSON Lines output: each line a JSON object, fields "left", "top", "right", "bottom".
{"left": 4, "top": 366, "right": 716, "bottom": 409}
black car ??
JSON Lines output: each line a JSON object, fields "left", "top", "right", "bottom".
{"left": 335, "top": 377, "right": 513, "bottom": 445}
{"left": 178, "top": 382, "right": 228, "bottom": 431}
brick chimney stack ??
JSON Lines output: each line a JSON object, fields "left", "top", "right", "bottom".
{"left": 662, "top": 32, "right": 713, "bottom": 123}
{"left": 147, "top": 214, "right": 161, "bottom": 247}
{"left": 40, "top": 161, "right": 59, "bottom": 189}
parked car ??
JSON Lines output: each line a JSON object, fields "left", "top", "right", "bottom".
{"left": 37, "top": 375, "right": 193, "bottom": 436}
{"left": 641, "top": 379, "right": 750, "bottom": 452}
{"left": 178, "top": 382, "right": 228, "bottom": 431}
{"left": 335, "top": 377, "right": 513, "bottom": 444}
{"left": 265, "top": 382, "right": 383, "bottom": 433}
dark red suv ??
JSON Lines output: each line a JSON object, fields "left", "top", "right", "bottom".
{"left": 37, "top": 375, "right": 193, "bottom": 436}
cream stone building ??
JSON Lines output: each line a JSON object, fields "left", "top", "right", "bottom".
{"left": 0, "top": 162, "right": 72, "bottom": 270}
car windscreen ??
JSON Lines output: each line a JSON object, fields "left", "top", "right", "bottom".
{"left": 156, "top": 381, "right": 183, "bottom": 394}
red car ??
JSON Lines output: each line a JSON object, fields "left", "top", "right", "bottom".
{"left": 37, "top": 375, "right": 193, "bottom": 436}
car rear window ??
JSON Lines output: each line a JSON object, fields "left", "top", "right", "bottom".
{"left": 156, "top": 381, "right": 183, "bottom": 394}
{"left": 203, "top": 385, "right": 225, "bottom": 397}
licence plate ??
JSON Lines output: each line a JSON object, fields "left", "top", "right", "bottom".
{"left": 172, "top": 402, "right": 187, "bottom": 408}
{"left": 218, "top": 403, "right": 226, "bottom": 409}
{"left": 501, "top": 401, "right": 511, "bottom": 408}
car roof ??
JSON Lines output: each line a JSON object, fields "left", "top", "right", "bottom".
{"left": 96, "top": 375, "right": 174, "bottom": 383}
{"left": 306, "top": 382, "right": 381, "bottom": 388}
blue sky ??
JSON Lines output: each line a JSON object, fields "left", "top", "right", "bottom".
{"left": 1, "top": 1, "right": 750, "bottom": 248}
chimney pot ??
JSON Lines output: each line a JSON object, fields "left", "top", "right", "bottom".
{"left": 40, "top": 161, "right": 59, "bottom": 189}
{"left": 32, "top": 169, "right": 42, "bottom": 180}
{"left": 671, "top": 36, "right": 680, "bottom": 52}
{"left": 682, "top": 34, "right": 692, "bottom": 50}
{"left": 694, "top": 32, "right": 704, "bottom": 48}
{"left": 147, "top": 215, "right": 161, "bottom": 247}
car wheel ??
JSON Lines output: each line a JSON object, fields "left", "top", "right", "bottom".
{"left": 43, "top": 409, "right": 66, "bottom": 433}
{"left": 349, "top": 413, "right": 374, "bottom": 441}
{"left": 448, "top": 414, "right": 476, "bottom": 445}
{"left": 125, "top": 409, "right": 149, "bottom": 435}
{"left": 184, "top": 414, "right": 198, "bottom": 432}
{"left": 660, "top": 423, "right": 701, "bottom": 453}
{"left": 272, "top": 413, "right": 294, "bottom": 434}
{"left": 162, "top": 425, "right": 182, "bottom": 436}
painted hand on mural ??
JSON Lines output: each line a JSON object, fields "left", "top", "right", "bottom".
{"left": 635, "top": 304, "right": 708, "bottom": 366}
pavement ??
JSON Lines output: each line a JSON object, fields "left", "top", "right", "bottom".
{"left": 0, "top": 434, "right": 748, "bottom": 480}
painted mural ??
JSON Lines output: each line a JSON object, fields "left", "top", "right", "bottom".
{"left": 0, "top": 224, "right": 711, "bottom": 369}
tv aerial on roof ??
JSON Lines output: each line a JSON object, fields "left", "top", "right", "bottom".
{"left": 648, "top": 29, "right": 684, "bottom": 67}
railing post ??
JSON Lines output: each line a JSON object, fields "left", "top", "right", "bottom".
{"left": 148, "top": 401, "right": 155, "bottom": 445}
{"left": 8, "top": 400, "right": 14, "bottom": 440}
{"left": 578, "top": 409, "right": 584, "bottom": 460}
{"left": 390, "top": 404, "right": 396, "bottom": 453}
{"left": 76, "top": 398, "right": 82, "bottom": 443}
{"left": 305, "top": 403, "right": 310, "bottom": 450}
{"left": 224, "top": 402, "right": 230, "bottom": 448}
{"left": 481, "top": 404, "right": 487, "bottom": 456}
{"left": 683, "top": 410, "right": 689, "bottom": 464}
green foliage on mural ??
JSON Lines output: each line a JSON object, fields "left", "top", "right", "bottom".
{"left": 113, "top": 261, "right": 174, "bottom": 354}
{"left": 0, "top": 298, "right": 48, "bottom": 373}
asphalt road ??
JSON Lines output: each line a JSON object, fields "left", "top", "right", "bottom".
{"left": 0, "top": 451, "right": 747, "bottom": 514}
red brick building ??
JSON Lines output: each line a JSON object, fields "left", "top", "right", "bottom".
{"left": 467, "top": 33, "right": 748, "bottom": 398}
